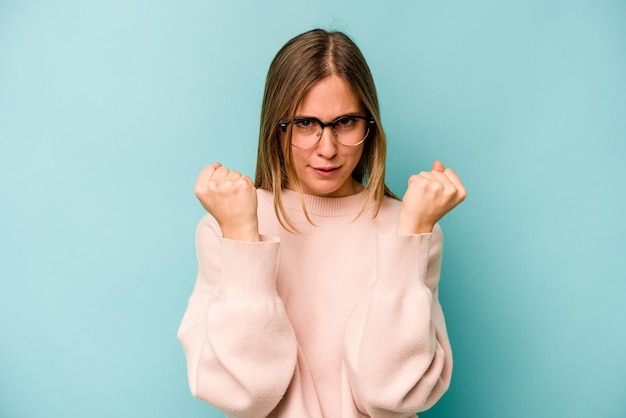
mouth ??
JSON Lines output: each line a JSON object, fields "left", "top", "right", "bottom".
{"left": 312, "top": 166, "right": 340, "bottom": 176}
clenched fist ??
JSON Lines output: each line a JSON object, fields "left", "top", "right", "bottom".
{"left": 396, "top": 160, "right": 467, "bottom": 235}
{"left": 194, "top": 162, "right": 260, "bottom": 242}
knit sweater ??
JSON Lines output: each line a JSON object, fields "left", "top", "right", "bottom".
{"left": 177, "top": 188, "right": 452, "bottom": 418}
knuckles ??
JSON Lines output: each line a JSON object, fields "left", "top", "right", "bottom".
{"left": 405, "top": 171, "right": 467, "bottom": 206}
{"left": 195, "top": 166, "right": 254, "bottom": 201}
{"left": 194, "top": 165, "right": 259, "bottom": 224}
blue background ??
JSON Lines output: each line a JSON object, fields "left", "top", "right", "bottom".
{"left": 1, "top": 1, "right": 625, "bottom": 417}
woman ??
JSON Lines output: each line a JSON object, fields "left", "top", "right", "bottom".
{"left": 178, "top": 29, "right": 466, "bottom": 418}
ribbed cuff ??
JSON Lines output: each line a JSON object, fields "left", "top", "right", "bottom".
{"left": 375, "top": 232, "right": 432, "bottom": 295}
{"left": 220, "top": 235, "right": 281, "bottom": 302}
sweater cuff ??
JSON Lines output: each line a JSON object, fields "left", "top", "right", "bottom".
{"left": 375, "top": 232, "right": 432, "bottom": 295}
{"left": 219, "top": 235, "right": 281, "bottom": 302}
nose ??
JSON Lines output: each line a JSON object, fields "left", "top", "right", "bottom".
{"left": 315, "top": 125, "right": 338, "bottom": 158}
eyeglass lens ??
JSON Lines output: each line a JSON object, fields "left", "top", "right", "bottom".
{"left": 290, "top": 116, "right": 370, "bottom": 149}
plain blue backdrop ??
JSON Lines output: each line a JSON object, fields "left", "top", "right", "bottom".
{"left": 1, "top": 1, "right": 625, "bottom": 417}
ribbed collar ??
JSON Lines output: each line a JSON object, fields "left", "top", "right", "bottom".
{"left": 261, "top": 188, "right": 372, "bottom": 217}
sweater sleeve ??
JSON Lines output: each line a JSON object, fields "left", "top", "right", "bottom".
{"left": 177, "top": 215, "right": 298, "bottom": 418}
{"left": 343, "top": 224, "right": 452, "bottom": 417}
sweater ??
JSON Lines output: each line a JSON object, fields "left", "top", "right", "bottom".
{"left": 177, "top": 188, "right": 452, "bottom": 418}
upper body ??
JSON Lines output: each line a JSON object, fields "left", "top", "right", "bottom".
{"left": 178, "top": 28, "right": 466, "bottom": 418}
{"left": 178, "top": 188, "right": 452, "bottom": 417}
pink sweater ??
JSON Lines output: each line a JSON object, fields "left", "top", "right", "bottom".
{"left": 178, "top": 188, "right": 452, "bottom": 418}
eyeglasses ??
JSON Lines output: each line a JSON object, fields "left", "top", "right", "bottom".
{"left": 278, "top": 115, "right": 374, "bottom": 149}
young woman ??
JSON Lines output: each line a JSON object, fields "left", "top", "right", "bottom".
{"left": 178, "top": 29, "right": 466, "bottom": 418}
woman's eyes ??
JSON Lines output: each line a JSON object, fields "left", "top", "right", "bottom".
{"left": 335, "top": 117, "right": 355, "bottom": 128}
{"left": 294, "top": 119, "right": 316, "bottom": 129}
{"left": 293, "top": 116, "right": 356, "bottom": 130}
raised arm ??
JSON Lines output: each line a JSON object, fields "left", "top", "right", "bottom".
{"left": 177, "top": 164, "right": 298, "bottom": 417}
{"left": 344, "top": 161, "right": 466, "bottom": 416}
{"left": 344, "top": 225, "right": 451, "bottom": 416}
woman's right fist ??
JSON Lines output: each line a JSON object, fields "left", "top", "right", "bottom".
{"left": 194, "top": 162, "right": 260, "bottom": 242}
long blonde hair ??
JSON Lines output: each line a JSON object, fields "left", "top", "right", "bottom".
{"left": 254, "top": 29, "right": 397, "bottom": 231}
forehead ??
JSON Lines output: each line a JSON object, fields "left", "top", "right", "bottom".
{"left": 295, "top": 75, "right": 362, "bottom": 118}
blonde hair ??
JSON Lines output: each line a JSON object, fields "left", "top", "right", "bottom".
{"left": 254, "top": 29, "right": 397, "bottom": 231}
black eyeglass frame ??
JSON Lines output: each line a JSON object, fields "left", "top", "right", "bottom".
{"left": 277, "top": 115, "right": 375, "bottom": 148}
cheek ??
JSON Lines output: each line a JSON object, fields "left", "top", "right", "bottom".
{"left": 287, "top": 150, "right": 311, "bottom": 183}
{"left": 290, "top": 148, "right": 310, "bottom": 167}
{"left": 347, "top": 147, "right": 365, "bottom": 167}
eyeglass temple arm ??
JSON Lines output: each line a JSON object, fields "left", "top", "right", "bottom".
{"left": 278, "top": 120, "right": 290, "bottom": 133}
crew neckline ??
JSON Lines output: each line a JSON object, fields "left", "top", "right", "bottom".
{"left": 259, "top": 188, "right": 372, "bottom": 217}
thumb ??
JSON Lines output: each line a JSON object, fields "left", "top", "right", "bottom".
{"left": 432, "top": 160, "right": 445, "bottom": 172}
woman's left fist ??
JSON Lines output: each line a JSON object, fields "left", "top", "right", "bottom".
{"left": 396, "top": 160, "right": 467, "bottom": 234}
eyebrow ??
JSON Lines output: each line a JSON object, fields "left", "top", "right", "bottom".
{"left": 293, "top": 112, "right": 364, "bottom": 120}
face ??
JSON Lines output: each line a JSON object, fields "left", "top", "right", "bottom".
{"left": 284, "top": 75, "right": 365, "bottom": 197}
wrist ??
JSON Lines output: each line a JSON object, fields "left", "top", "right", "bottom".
{"left": 396, "top": 214, "right": 434, "bottom": 235}
{"left": 220, "top": 220, "right": 260, "bottom": 242}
